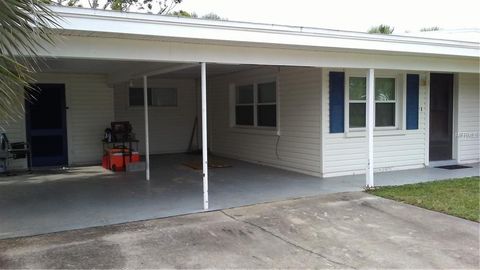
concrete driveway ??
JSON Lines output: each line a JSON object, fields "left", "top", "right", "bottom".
{"left": 0, "top": 192, "right": 478, "bottom": 269}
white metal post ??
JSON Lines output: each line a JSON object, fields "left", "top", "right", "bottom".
{"left": 201, "top": 62, "right": 209, "bottom": 210}
{"left": 366, "top": 68, "right": 375, "bottom": 188}
{"left": 143, "top": 75, "right": 150, "bottom": 181}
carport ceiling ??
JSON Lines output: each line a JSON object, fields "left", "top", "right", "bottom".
{"left": 38, "top": 58, "right": 261, "bottom": 82}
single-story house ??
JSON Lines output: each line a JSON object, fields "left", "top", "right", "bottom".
{"left": 2, "top": 7, "right": 479, "bottom": 211}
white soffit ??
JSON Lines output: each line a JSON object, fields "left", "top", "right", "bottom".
{"left": 50, "top": 6, "right": 480, "bottom": 58}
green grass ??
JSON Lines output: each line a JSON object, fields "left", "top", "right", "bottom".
{"left": 366, "top": 177, "right": 480, "bottom": 222}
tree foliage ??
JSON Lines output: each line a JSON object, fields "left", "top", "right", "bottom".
{"left": 50, "top": 0, "right": 182, "bottom": 13}
{"left": 169, "top": 10, "right": 226, "bottom": 20}
{"left": 0, "top": 0, "right": 59, "bottom": 127}
{"left": 170, "top": 9, "right": 198, "bottom": 17}
{"left": 420, "top": 26, "right": 441, "bottom": 32}
{"left": 368, "top": 24, "right": 394, "bottom": 35}
{"left": 201, "top": 12, "right": 225, "bottom": 20}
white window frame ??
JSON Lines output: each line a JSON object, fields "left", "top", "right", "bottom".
{"left": 345, "top": 70, "right": 404, "bottom": 133}
{"left": 230, "top": 77, "right": 279, "bottom": 131}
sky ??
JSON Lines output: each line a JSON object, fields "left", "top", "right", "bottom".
{"left": 174, "top": 0, "right": 480, "bottom": 33}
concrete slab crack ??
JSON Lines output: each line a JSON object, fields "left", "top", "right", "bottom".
{"left": 220, "top": 210, "right": 356, "bottom": 269}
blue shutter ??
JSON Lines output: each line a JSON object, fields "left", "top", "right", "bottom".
{"left": 406, "top": 74, "right": 419, "bottom": 130}
{"left": 329, "top": 72, "right": 345, "bottom": 133}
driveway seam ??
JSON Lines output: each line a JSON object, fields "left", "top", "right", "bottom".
{"left": 220, "top": 210, "right": 356, "bottom": 269}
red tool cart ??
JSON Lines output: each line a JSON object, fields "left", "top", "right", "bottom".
{"left": 102, "top": 121, "right": 140, "bottom": 172}
{"left": 102, "top": 148, "right": 140, "bottom": 172}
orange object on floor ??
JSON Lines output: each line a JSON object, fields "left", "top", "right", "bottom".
{"left": 103, "top": 148, "right": 140, "bottom": 171}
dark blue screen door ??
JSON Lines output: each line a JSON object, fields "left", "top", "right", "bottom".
{"left": 26, "top": 84, "right": 68, "bottom": 167}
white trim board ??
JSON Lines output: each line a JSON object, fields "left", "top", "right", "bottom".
{"left": 38, "top": 35, "right": 479, "bottom": 73}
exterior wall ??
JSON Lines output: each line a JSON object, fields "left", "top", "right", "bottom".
{"left": 457, "top": 73, "right": 480, "bottom": 163}
{"left": 209, "top": 67, "right": 323, "bottom": 176}
{"left": 2, "top": 73, "right": 114, "bottom": 169}
{"left": 2, "top": 68, "right": 476, "bottom": 175}
{"left": 322, "top": 69, "right": 429, "bottom": 177}
{"left": 114, "top": 78, "right": 197, "bottom": 155}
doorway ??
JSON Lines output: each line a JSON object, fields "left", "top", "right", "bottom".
{"left": 429, "top": 73, "right": 454, "bottom": 161}
{"left": 25, "top": 84, "right": 68, "bottom": 167}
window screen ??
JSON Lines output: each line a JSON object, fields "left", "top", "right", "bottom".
{"left": 234, "top": 82, "right": 277, "bottom": 127}
{"left": 347, "top": 76, "right": 397, "bottom": 129}
{"left": 151, "top": 88, "right": 177, "bottom": 107}
{"left": 235, "top": 84, "right": 254, "bottom": 126}
{"left": 129, "top": 88, "right": 150, "bottom": 106}
{"left": 375, "top": 78, "right": 396, "bottom": 127}
{"left": 257, "top": 82, "right": 277, "bottom": 127}
{"left": 348, "top": 77, "right": 367, "bottom": 128}
{"left": 129, "top": 87, "right": 177, "bottom": 107}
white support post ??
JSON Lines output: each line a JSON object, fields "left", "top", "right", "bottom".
{"left": 201, "top": 62, "right": 209, "bottom": 210}
{"left": 366, "top": 68, "right": 375, "bottom": 188}
{"left": 143, "top": 75, "right": 150, "bottom": 181}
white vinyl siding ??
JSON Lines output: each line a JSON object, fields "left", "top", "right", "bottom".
{"left": 210, "top": 67, "right": 322, "bottom": 176}
{"left": 63, "top": 74, "right": 114, "bottom": 165}
{"left": 1, "top": 73, "right": 114, "bottom": 168}
{"left": 457, "top": 73, "right": 480, "bottom": 163}
{"left": 114, "top": 78, "right": 196, "bottom": 155}
{"left": 322, "top": 69, "right": 427, "bottom": 177}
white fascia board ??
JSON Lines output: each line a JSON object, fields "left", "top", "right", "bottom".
{"left": 50, "top": 6, "right": 480, "bottom": 58}
{"left": 40, "top": 35, "right": 479, "bottom": 73}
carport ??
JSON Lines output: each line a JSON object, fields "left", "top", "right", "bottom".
{"left": 27, "top": 57, "right": 288, "bottom": 205}
{"left": 0, "top": 57, "right": 320, "bottom": 239}
{"left": 0, "top": 154, "right": 351, "bottom": 239}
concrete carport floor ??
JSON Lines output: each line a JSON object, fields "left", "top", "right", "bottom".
{"left": 0, "top": 153, "right": 478, "bottom": 239}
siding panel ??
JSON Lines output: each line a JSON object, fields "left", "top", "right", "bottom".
{"left": 457, "top": 73, "right": 480, "bottom": 163}
{"left": 114, "top": 78, "right": 197, "bottom": 154}
{"left": 210, "top": 67, "right": 323, "bottom": 176}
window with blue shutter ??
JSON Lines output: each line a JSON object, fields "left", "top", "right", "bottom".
{"left": 406, "top": 74, "right": 420, "bottom": 130}
{"left": 329, "top": 72, "right": 345, "bottom": 133}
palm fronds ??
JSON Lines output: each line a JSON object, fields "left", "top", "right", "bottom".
{"left": 0, "top": 0, "right": 59, "bottom": 129}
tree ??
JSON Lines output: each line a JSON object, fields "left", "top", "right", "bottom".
{"left": 170, "top": 10, "right": 198, "bottom": 18}
{"left": 0, "top": 0, "right": 59, "bottom": 127}
{"left": 50, "top": 0, "right": 183, "bottom": 14}
{"left": 368, "top": 24, "right": 394, "bottom": 35}
{"left": 201, "top": 12, "right": 226, "bottom": 21}
{"left": 169, "top": 10, "right": 227, "bottom": 20}
{"left": 420, "top": 26, "right": 441, "bottom": 32}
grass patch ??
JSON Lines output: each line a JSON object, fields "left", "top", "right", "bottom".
{"left": 366, "top": 177, "right": 480, "bottom": 222}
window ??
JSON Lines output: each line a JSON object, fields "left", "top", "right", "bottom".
{"left": 151, "top": 88, "right": 177, "bottom": 107}
{"left": 347, "top": 76, "right": 397, "bottom": 129}
{"left": 234, "top": 81, "right": 277, "bottom": 128}
{"left": 235, "top": 84, "right": 254, "bottom": 125}
{"left": 129, "top": 88, "right": 147, "bottom": 106}
{"left": 375, "top": 78, "right": 396, "bottom": 127}
{"left": 348, "top": 77, "right": 367, "bottom": 128}
{"left": 129, "top": 87, "right": 177, "bottom": 107}
{"left": 257, "top": 82, "right": 277, "bottom": 127}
